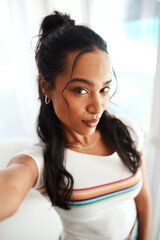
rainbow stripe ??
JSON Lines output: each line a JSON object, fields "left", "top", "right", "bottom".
{"left": 37, "top": 186, "right": 47, "bottom": 196}
{"left": 37, "top": 169, "right": 142, "bottom": 207}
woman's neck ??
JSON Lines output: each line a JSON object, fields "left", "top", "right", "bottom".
{"left": 61, "top": 124, "right": 99, "bottom": 147}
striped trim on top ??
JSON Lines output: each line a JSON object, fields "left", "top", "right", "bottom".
{"left": 37, "top": 169, "right": 142, "bottom": 208}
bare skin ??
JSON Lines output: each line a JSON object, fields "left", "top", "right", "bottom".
{"left": 125, "top": 150, "right": 151, "bottom": 240}
{"left": 0, "top": 155, "right": 38, "bottom": 221}
{"left": 0, "top": 50, "right": 151, "bottom": 240}
{"left": 134, "top": 151, "right": 151, "bottom": 240}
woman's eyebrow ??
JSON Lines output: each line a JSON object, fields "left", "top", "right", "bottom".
{"left": 69, "top": 78, "right": 112, "bottom": 86}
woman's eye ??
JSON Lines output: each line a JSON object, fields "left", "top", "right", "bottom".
{"left": 73, "top": 88, "right": 88, "bottom": 94}
{"left": 101, "top": 86, "right": 111, "bottom": 93}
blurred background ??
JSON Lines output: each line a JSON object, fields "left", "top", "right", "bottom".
{"left": 0, "top": 0, "right": 160, "bottom": 239}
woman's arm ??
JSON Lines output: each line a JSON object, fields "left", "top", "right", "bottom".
{"left": 135, "top": 150, "right": 152, "bottom": 240}
{"left": 0, "top": 155, "right": 38, "bottom": 221}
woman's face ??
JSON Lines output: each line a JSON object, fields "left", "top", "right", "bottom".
{"left": 49, "top": 49, "right": 111, "bottom": 137}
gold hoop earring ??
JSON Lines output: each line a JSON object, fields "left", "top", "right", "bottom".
{"left": 45, "top": 95, "right": 50, "bottom": 104}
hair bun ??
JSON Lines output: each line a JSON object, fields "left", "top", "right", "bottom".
{"left": 40, "top": 11, "right": 75, "bottom": 34}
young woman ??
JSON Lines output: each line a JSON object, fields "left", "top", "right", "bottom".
{"left": 0, "top": 11, "right": 151, "bottom": 240}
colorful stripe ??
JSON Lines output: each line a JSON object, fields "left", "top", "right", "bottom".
{"left": 37, "top": 169, "right": 142, "bottom": 207}
{"left": 37, "top": 186, "right": 47, "bottom": 196}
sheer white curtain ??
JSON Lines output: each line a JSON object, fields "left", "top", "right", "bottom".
{"left": 0, "top": 0, "right": 88, "bottom": 141}
{"left": 0, "top": 0, "right": 45, "bottom": 140}
{"left": 148, "top": 16, "right": 160, "bottom": 239}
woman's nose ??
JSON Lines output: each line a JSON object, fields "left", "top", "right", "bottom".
{"left": 87, "top": 95, "right": 103, "bottom": 115}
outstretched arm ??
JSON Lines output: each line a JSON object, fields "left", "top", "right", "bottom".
{"left": 0, "top": 155, "right": 38, "bottom": 221}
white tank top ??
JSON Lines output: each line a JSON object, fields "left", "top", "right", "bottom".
{"left": 17, "top": 116, "right": 144, "bottom": 240}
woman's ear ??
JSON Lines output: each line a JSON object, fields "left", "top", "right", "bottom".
{"left": 39, "top": 74, "right": 50, "bottom": 95}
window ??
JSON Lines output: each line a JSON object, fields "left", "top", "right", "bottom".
{"left": 89, "top": 0, "right": 160, "bottom": 133}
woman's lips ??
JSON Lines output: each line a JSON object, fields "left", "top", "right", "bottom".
{"left": 82, "top": 119, "right": 99, "bottom": 128}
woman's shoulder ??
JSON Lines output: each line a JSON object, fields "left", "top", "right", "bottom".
{"left": 115, "top": 114, "right": 144, "bottom": 151}
{"left": 115, "top": 114, "right": 143, "bottom": 133}
{"left": 15, "top": 140, "right": 45, "bottom": 189}
{"left": 15, "top": 140, "right": 45, "bottom": 172}
{"left": 16, "top": 140, "right": 44, "bottom": 155}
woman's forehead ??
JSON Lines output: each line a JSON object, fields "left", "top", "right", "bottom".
{"left": 67, "top": 49, "right": 109, "bottom": 65}
{"left": 55, "top": 50, "right": 110, "bottom": 88}
{"left": 67, "top": 50, "right": 110, "bottom": 75}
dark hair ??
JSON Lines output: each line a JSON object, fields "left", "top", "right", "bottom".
{"left": 35, "top": 11, "right": 141, "bottom": 210}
